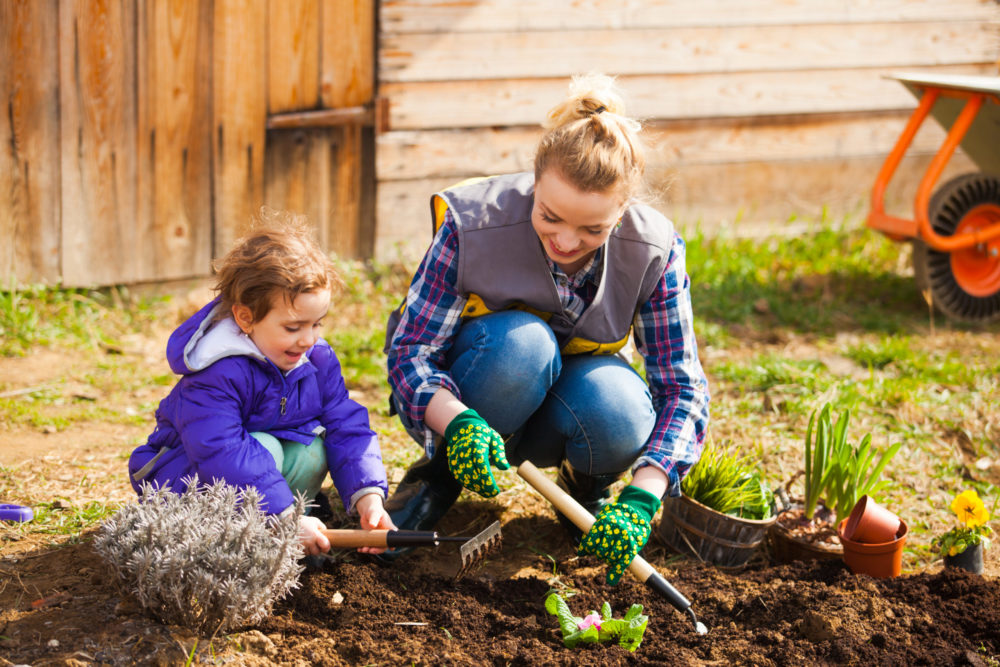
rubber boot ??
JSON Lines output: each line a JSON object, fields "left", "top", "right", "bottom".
{"left": 555, "top": 459, "right": 622, "bottom": 546}
{"left": 374, "top": 448, "right": 463, "bottom": 563}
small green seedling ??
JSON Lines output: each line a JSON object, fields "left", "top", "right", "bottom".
{"left": 544, "top": 593, "right": 648, "bottom": 652}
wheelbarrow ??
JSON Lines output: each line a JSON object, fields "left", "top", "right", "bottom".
{"left": 867, "top": 72, "right": 1000, "bottom": 322}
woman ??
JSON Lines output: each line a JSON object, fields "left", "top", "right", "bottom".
{"left": 383, "top": 73, "right": 710, "bottom": 584}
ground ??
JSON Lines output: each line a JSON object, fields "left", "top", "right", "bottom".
{"left": 2, "top": 281, "right": 1000, "bottom": 666}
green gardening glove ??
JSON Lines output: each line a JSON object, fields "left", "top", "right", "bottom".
{"left": 578, "top": 485, "right": 662, "bottom": 585}
{"left": 444, "top": 409, "right": 510, "bottom": 498}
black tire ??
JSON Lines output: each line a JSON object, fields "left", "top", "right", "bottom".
{"left": 911, "top": 173, "right": 1000, "bottom": 323}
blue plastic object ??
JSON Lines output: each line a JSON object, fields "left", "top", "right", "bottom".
{"left": 0, "top": 503, "right": 33, "bottom": 522}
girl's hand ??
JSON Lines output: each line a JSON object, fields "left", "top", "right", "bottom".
{"left": 298, "top": 515, "right": 331, "bottom": 556}
{"left": 355, "top": 493, "right": 396, "bottom": 554}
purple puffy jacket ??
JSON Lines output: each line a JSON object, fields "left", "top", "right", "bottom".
{"left": 128, "top": 297, "right": 388, "bottom": 515}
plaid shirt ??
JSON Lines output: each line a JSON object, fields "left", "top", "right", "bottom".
{"left": 386, "top": 210, "right": 709, "bottom": 495}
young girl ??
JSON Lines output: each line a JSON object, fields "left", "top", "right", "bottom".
{"left": 129, "top": 211, "right": 393, "bottom": 556}
{"left": 383, "top": 74, "right": 710, "bottom": 584}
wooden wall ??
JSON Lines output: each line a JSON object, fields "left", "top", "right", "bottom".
{"left": 1, "top": 0, "right": 375, "bottom": 288}
{"left": 375, "top": 0, "right": 1000, "bottom": 261}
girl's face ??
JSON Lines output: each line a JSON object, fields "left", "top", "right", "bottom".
{"left": 234, "top": 289, "right": 331, "bottom": 372}
{"left": 531, "top": 169, "right": 624, "bottom": 274}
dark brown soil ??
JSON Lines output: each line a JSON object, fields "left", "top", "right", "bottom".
{"left": 3, "top": 505, "right": 999, "bottom": 666}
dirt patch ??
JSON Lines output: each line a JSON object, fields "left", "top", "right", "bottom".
{"left": 3, "top": 510, "right": 999, "bottom": 666}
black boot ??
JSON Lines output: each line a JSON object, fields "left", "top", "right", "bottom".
{"left": 374, "top": 448, "right": 463, "bottom": 563}
{"left": 555, "top": 459, "right": 622, "bottom": 546}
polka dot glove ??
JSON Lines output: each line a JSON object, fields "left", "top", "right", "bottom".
{"left": 578, "top": 485, "right": 662, "bottom": 586}
{"left": 444, "top": 409, "right": 510, "bottom": 498}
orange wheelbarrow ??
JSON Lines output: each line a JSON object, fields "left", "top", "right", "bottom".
{"left": 868, "top": 72, "right": 1000, "bottom": 323}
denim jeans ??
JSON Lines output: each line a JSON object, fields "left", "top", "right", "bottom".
{"left": 395, "top": 310, "right": 656, "bottom": 476}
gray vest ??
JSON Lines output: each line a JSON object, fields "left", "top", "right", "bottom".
{"left": 387, "top": 172, "right": 675, "bottom": 355}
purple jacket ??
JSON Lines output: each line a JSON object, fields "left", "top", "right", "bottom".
{"left": 128, "top": 297, "right": 388, "bottom": 515}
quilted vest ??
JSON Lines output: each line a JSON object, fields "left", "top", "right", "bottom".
{"left": 387, "top": 172, "right": 675, "bottom": 355}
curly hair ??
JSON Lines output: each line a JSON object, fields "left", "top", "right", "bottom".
{"left": 534, "top": 73, "right": 646, "bottom": 202}
{"left": 213, "top": 208, "right": 341, "bottom": 323}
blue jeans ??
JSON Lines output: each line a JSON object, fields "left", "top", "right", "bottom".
{"left": 395, "top": 310, "right": 656, "bottom": 476}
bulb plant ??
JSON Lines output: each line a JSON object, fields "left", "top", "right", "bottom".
{"left": 803, "top": 403, "right": 901, "bottom": 525}
{"left": 933, "top": 489, "right": 993, "bottom": 558}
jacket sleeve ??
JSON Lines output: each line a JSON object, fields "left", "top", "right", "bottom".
{"left": 173, "top": 360, "right": 295, "bottom": 514}
{"left": 317, "top": 347, "right": 388, "bottom": 511}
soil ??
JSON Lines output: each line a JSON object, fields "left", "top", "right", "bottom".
{"left": 3, "top": 491, "right": 1000, "bottom": 666}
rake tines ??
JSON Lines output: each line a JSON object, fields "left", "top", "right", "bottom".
{"left": 455, "top": 520, "right": 502, "bottom": 580}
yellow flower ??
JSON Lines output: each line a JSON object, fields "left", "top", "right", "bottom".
{"left": 951, "top": 490, "right": 989, "bottom": 528}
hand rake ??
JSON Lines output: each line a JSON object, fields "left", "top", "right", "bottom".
{"left": 320, "top": 520, "right": 502, "bottom": 579}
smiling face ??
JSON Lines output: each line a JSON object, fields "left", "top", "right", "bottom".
{"left": 531, "top": 169, "right": 624, "bottom": 274}
{"left": 233, "top": 289, "right": 331, "bottom": 372}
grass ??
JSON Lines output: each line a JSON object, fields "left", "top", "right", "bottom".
{"left": 1, "top": 220, "right": 998, "bottom": 570}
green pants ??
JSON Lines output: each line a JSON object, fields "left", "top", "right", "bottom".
{"left": 251, "top": 432, "right": 328, "bottom": 505}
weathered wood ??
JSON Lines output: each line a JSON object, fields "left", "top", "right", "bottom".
{"left": 136, "top": 0, "right": 214, "bottom": 281}
{"left": 321, "top": 0, "right": 375, "bottom": 108}
{"left": 59, "top": 0, "right": 139, "bottom": 287}
{"left": 381, "top": 0, "right": 1000, "bottom": 33}
{"left": 381, "top": 22, "right": 997, "bottom": 83}
{"left": 264, "top": 128, "right": 332, "bottom": 245}
{"left": 267, "top": 107, "right": 373, "bottom": 129}
{"left": 213, "top": 0, "right": 267, "bottom": 256}
{"left": 381, "top": 65, "right": 997, "bottom": 130}
{"left": 376, "top": 112, "right": 961, "bottom": 180}
{"left": 1, "top": 0, "right": 61, "bottom": 284}
{"left": 374, "top": 151, "right": 978, "bottom": 261}
{"left": 268, "top": 0, "right": 320, "bottom": 113}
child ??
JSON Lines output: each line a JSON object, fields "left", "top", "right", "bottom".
{"left": 129, "top": 210, "right": 393, "bottom": 555}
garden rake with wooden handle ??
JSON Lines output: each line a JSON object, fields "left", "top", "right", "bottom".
{"left": 517, "top": 460, "right": 708, "bottom": 634}
{"left": 320, "top": 520, "right": 502, "bottom": 580}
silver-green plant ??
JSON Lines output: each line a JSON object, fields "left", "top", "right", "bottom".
{"left": 94, "top": 478, "right": 305, "bottom": 635}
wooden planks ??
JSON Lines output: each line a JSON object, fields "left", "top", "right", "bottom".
{"left": 59, "top": 0, "right": 139, "bottom": 286}
{"left": 1, "top": 0, "right": 61, "bottom": 284}
{"left": 381, "top": 0, "right": 1000, "bottom": 33}
{"left": 321, "top": 0, "right": 375, "bottom": 108}
{"left": 137, "top": 0, "right": 214, "bottom": 281}
{"left": 381, "top": 65, "right": 998, "bottom": 130}
{"left": 268, "top": 0, "right": 320, "bottom": 113}
{"left": 382, "top": 22, "right": 997, "bottom": 83}
{"left": 213, "top": 0, "right": 267, "bottom": 256}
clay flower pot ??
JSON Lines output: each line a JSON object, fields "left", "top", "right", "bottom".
{"left": 843, "top": 495, "right": 901, "bottom": 544}
{"left": 943, "top": 542, "right": 984, "bottom": 574}
{"left": 838, "top": 518, "right": 908, "bottom": 578}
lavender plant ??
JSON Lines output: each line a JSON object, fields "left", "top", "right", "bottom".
{"left": 94, "top": 478, "right": 305, "bottom": 635}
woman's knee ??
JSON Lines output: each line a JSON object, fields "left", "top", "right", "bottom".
{"left": 449, "top": 310, "right": 561, "bottom": 392}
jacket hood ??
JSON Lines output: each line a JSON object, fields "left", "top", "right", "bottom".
{"left": 167, "top": 296, "right": 266, "bottom": 375}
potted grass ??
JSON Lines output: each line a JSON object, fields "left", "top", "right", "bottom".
{"left": 657, "top": 441, "right": 776, "bottom": 568}
{"left": 933, "top": 489, "right": 993, "bottom": 574}
{"left": 770, "top": 403, "right": 902, "bottom": 563}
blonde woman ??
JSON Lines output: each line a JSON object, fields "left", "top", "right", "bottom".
{"left": 384, "top": 74, "right": 710, "bottom": 584}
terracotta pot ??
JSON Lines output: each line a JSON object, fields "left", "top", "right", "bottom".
{"left": 767, "top": 500, "right": 842, "bottom": 563}
{"left": 943, "top": 542, "right": 984, "bottom": 574}
{"left": 843, "top": 495, "right": 901, "bottom": 544}
{"left": 837, "top": 518, "right": 908, "bottom": 578}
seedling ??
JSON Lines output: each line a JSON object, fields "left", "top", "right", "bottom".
{"left": 544, "top": 593, "right": 648, "bottom": 652}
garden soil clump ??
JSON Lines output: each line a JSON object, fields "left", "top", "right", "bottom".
{"left": 3, "top": 509, "right": 999, "bottom": 666}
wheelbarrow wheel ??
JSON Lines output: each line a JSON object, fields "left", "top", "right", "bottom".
{"left": 912, "top": 173, "right": 1000, "bottom": 322}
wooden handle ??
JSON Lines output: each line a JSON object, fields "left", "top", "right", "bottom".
{"left": 319, "top": 528, "right": 390, "bottom": 548}
{"left": 516, "top": 460, "right": 655, "bottom": 582}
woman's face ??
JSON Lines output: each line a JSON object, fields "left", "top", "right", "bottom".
{"left": 531, "top": 169, "right": 624, "bottom": 274}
